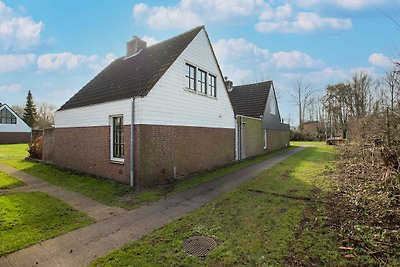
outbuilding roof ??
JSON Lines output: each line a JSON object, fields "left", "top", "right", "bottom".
{"left": 59, "top": 26, "right": 204, "bottom": 111}
{"left": 228, "top": 81, "right": 273, "bottom": 119}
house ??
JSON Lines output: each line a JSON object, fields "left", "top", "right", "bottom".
{"left": 303, "top": 120, "right": 319, "bottom": 133}
{"left": 43, "top": 26, "right": 236, "bottom": 187}
{"left": 227, "top": 81, "right": 290, "bottom": 160}
{"left": 0, "top": 103, "right": 31, "bottom": 144}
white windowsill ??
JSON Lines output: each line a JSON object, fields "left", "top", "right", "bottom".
{"left": 184, "top": 87, "right": 217, "bottom": 99}
{"left": 110, "top": 158, "right": 124, "bottom": 164}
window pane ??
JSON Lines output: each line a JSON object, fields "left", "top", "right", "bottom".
{"left": 112, "top": 116, "right": 124, "bottom": 158}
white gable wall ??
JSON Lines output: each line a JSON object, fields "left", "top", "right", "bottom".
{"left": 134, "top": 29, "right": 235, "bottom": 129}
{"left": 55, "top": 99, "right": 132, "bottom": 128}
{"left": 0, "top": 105, "right": 31, "bottom": 132}
{"left": 55, "top": 29, "right": 235, "bottom": 129}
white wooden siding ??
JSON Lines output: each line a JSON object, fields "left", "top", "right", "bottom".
{"left": 55, "top": 28, "right": 235, "bottom": 129}
{"left": 135, "top": 29, "right": 235, "bottom": 129}
{"left": 0, "top": 105, "right": 31, "bottom": 132}
{"left": 55, "top": 99, "right": 132, "bottom": 128}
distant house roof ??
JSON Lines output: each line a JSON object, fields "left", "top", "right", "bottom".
{"left": 59, "top": 26, "right": 204, "bottom": 111}
{"left": 228, "top": 81, "right": 272, "bottom": 119}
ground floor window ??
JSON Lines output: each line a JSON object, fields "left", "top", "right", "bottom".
{"left": 264, "top": 129, "right": 267, "bottom": 149}
{"left": 111, "top": 116, "right": 124, "bottom": 160}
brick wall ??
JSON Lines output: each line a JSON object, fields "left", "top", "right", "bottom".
{"left": 44, "top": 124, "right": 234, "bottom": 187}
{"left": 135, "top": 125, "right": 234, "bottom": 186}
{"left": 266, "top": 130, "right": 290, "bottom": 151}
{"left": 0, "top": 132, "right": 31, "bottom": 144}
{"left": 42, "top": 128, "right": 54, "bottom": 161}
{"left": 49, "top": 126, "right": 131, "bottom": 184}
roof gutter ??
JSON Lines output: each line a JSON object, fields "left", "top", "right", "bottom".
{"left": 130, "top": 97, "right": 136, "bottom": 188}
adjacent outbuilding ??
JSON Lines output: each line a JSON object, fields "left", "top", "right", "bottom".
{"left": 228, "top": 81, "right": 290, "bottom": 160}
{"left": 0, "top": 103, "right": 31, "bottom": 144}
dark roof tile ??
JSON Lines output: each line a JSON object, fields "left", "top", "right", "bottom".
{"left": 228, "top": 81, "right": 272, "bottom": 118}
{"left": 59, "top": 26, "right": 204, "bottom": 111}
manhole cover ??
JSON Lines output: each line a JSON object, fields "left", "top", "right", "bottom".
{"left": 182, "top": 236, "right": 217, "bottom": 256}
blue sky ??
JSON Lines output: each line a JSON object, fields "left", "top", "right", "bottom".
{"left": 1, "top": 0, "right": 400, "bottom": 125}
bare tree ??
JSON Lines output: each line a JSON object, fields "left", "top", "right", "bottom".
{"left": 11, "top": 104, "right": 24, "bottom": 117}
{"left": 349, "top": 72, "right": 373, "bottom": 117}
{"left": 385, "top": 69, "right": 400, "bottom": 113}
{"left": 290, "top": 80, "right": 313, "bottom": 131}
{"left": 36, "top": 103, "right": 57, "bottom": 129}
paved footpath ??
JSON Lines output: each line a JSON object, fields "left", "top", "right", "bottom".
{"left": 0, "top": 147, "right": 304, "bottom": 267}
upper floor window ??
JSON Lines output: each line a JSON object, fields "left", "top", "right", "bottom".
{"left": 209, "top": 74, "right": 216, "bottom": 97}
{"left": 270, "top": 99, "right": 276, "bottom": 115}
{"left": 0, "top": 108, "right": 17, "bottom": 124}
{"left": 111, "top": 116, "right": 124, "bottom": 160}
{"left": 198, "top": 69, "right": 207, "bottom": 94}
{"left": 185, "top": 63, "right": 196, "bottom": 91}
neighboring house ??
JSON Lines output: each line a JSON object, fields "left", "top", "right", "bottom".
{"left": 303, "top": 121, "right": 319, "bottom": 134}
{"left": 228, "top": 81, "right": 290, "bottom": 160}
{"left": 43, "top": 26, "right": 235, "bottom": 187}
{"left": 0, "top": 103, "right": 31, "bottom": 144}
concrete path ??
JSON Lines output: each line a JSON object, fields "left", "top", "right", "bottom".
{"left": 0, "top": 147, "right": 304, "bottom": 267}
{"left": 0, "top": 163, "right": 125, "bottom": 221}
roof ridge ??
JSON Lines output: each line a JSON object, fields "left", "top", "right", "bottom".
{"left": 233, "top": 80, "right": 272, "bottom": 88}
{"left": 146, "top": 25, "right": 204, "bottom": 49}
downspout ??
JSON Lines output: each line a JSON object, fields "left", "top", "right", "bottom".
{"left": 130, "top": 97, "right": 135, "bottom": 188}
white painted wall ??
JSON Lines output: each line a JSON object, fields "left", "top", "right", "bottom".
{"left": 55, "top": 99, "right": 132, "bottom": 128}
{"left": 134, "top": 29, "right": 235, "bottom": 129}
{"left": 0, "top": 104, "right": 31, "bottom": 132}
{"left": 55, "top": 28, "right": 235, "bottom": 129}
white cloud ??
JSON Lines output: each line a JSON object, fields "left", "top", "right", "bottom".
{"left": 89, "top": 53, "right": 117, "bottom": 72}
{"left": 142, "top": 36, "right": 159, "bottom": 46}
{"left": 296, "top": 0, "right": 388, "bottom": 10}
{"left": 37, "top": 52, "right": 97, "bottom": 71}
{"left": 0, "top": 53, "right": 36, "bottom": 73}
{"left": 270, "top": 50, "right": 323, "bottom": 69}
{"left": 0, "top": 83, "right": 22, "bottom": 93}
{"left": 132, "top": 0, "right": 265, "bottom": 30}
{"left": 0, "top": 1, "right": 44, "bottom": 51}
{"left": 256, "top": 11, "right": 352, "bottom": 33}
{"left": 368, "top": 53, "right": 393, "bottom": 68}
{"left": 213, "top": 38, "right": 269, "bottom": 62}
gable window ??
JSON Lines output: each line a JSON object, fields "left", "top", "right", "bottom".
{"left": 185, "top": 63, "right": 196, "bottom": 91}
{"left": 209, "top": 74, "right": 216, "bottom": 97}
{"left": 270, "top": 99, "right": 276, "bottom": 115}
{"left": 111, "top": 116, "right": 124, "bottom": 160}
{"left": 198, "top": 69, "right": 207, "bottom": 94}
{"left": 0, "top": 108, "right": 17, "bottom": 124}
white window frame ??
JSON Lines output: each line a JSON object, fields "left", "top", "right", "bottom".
{"left": 110, "top": 115, "right": 124, "bottom": 163}
{"left": 263, "top": 129, "right": 268, "bottom": 149}
{"left": 270, "top": 99, "right": 276, "bottom": 115}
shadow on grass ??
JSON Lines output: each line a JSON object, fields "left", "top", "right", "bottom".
{"left": 89, "top": 145, "right": 350, "bottom": 267}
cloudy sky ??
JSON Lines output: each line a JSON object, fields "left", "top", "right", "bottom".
{"left": 1, "top": 0, "right": 400, "bottom": 125}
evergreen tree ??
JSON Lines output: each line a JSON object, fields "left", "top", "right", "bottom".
{"left": 23, "top": 90, "right": 37, "bottom": 128}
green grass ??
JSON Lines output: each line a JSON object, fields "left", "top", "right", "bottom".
{"left": 290, "top": 141, "right": 326, "bottom": 147}
{"left": 0, "top": 171, "right": 24, "bottom": 189}
{"left": 0, "top": 192, "right": 94, "bottom": 256}
{"left": 0, "top": 143, "right": 28, "bottom": 159}
{"left": 89, "top": 145, "right": 351, "bottom": 266}
{"left": 0, "top": 147, "right": 295, "bottom": 209}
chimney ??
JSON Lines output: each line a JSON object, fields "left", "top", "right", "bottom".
{"left": 224, "top": 76, "right": 234, "bottom": 92}
{"left": 126, "top": 36, "right": 147, "bottom": 57}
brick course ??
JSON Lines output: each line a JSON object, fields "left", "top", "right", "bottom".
{"left": 46, "top": 126, "right": 131, "bottom": 184}
{"left": 44, "top": 125, "right": 234, "bottom": 187}
{"left": 135, "top": 125, "right": 234, "bottom": 186}
{"left": 0, "top": 132, "right": 31, "bottom": 144}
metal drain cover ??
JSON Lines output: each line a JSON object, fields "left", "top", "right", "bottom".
{"left": 183, "top": 236, "right": 217, "bottom": 256}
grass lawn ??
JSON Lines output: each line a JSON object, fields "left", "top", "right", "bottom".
{"left": 0, "top": 147, "right": 294, "bottom": 209}
{"left": 0, "top": 171, "right": 24, "bottom": 189}
{"left": 0, "top": 192, "right": 94, "bottom": 256}
{"left": 0, "top": 143, "right": 28, "bottom": 159}
{"left": 89, "top": 145, "right": 352, "bottom": 266}
{"left": 291, "top": 140, "right": 326, "bottom": 147}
